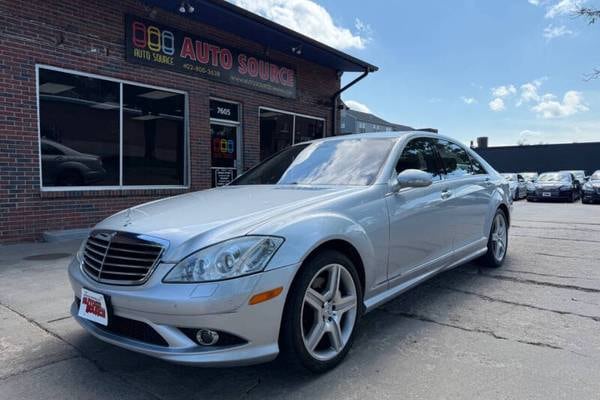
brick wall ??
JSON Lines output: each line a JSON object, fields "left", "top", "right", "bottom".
{"left": 0, "top": 0, "right": 340, "bottom": 242}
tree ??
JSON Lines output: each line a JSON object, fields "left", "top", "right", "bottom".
{"left": 576, "top": 7, "right": 600, "bottom": 80}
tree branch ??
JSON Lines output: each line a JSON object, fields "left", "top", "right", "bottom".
{"left": 583, "top": 68, "right": 600, "bottom": 81}
{"left": 575, "top": 7, "right": 600, "bottom": 24}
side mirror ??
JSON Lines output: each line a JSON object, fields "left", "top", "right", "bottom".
{"left": 395, "top": 169, "right": 433, "bottom": 190}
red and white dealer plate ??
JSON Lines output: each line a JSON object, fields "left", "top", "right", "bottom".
{"left": 78, "top": 288, "right": 109, "bottom": 326}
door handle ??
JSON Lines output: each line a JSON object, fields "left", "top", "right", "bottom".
{"left": 441, "top": 190, "right": 452, "bottom": 200}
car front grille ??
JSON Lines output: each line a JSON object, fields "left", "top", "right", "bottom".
{"left": 81, "top": 231, "right": 166, "bottom": 285}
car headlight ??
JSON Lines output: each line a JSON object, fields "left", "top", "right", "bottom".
{"left": 559, "top": 185, "right": 571, "bottom": 191}
{"left": 164, "top": 236, "right": 284, "bottom": 283}
{"left": 583, "top": 182, "right": 592, "bottom": 190}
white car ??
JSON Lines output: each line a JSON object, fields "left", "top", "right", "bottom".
{"left": 501, "top": 173, "right": 527, "bottom": 200}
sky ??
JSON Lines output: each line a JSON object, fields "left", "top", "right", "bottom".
{"left": 229, "top": 0, "right": 600, "bottom": 146}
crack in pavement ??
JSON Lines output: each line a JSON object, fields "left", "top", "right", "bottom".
{"left": 511, "top": 224, "right": 600, "bottom": 233}
{"left": 510, "top": 234, "right": 600, "bottom": 244}
{"left": 240, "top": 378, "right": 261, "bottom": 399}
{"left": 46, "top": 315, "right": 72, "bottom": 324}
{"left": 0, "top": 355, "right": 81, "bottom": 382}
{"left": 515, "top": 219, "right": 600, "bottom": 227}
{"left": 435, "top": 285, "right": 600, "bottom": 323}
{"left": 378, "top": 308, "right": 565, "bottom": 351}
{"left": 462, "top": 271, "right": 600, "bottom": 294}
{"left": 532, "top": 252, "right": 599, "bottom": 262}
{"left": 0, "top": 302, "right": 165, "bottom": 400}
{"left": 501, "top": 268, "right": 598, "bottom": 281}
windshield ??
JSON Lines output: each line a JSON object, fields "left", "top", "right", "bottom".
{"left": 521, "top": 173, "right": 538, "bottom": 180}
{"left": 501, "top": 173, "right": 516, "bottom": 181}
{"left": 538, "top": 172, "right": 570, "bottom": 182}
{"left": 231, "top": 138, "right": 396, "bottom": 186}
{"left": 591, "top": 171, "right": 600, "bottom": 181}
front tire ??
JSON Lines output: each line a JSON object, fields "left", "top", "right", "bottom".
{"left": 479, "top": 209, "right": 508, "bottom": 268}
{"left": 280, "top": 250, "right": 362, "bottom": 373}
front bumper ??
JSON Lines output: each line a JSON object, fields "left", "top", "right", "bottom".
{"left": 582, "top": 190, "right": 600, "bottom": 203}
{"left": 527, "top": 189, "right": 573, "bottom": 201}
{"left": 68, "top": 257, "right": 300, "bottom": 366}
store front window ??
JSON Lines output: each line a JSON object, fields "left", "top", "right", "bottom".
{"left": 259, "top": 108, "right": 324, "bottom": 160}
{"left": 38, "top": 66, "right": 187, "bottom": 189}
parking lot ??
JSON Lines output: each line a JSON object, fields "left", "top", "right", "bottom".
{"left": 1, "top": 200, "right": 599, "bottom": 400}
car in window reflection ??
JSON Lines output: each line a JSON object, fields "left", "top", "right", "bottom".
{"left": 582, "top": 170, "right": 600, "bottom": 204}
{"left": 41, "top": 138, "right": 106, "bottom": 186}
{"left": 68, "top": 132, "right": 511, "bottom": 373}
{"left": 527, "top": 171, "right": 581, "bottom": 202}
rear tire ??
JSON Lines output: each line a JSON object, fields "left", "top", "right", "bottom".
{"left": 280, "top": 250, "right": 362, "bottom": 373}
{"left": 479, "top": 208, "right": 508, "bottom": 268}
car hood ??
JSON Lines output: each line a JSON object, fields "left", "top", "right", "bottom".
{"left": 95, "top": 185, "right": 363, "bottom": 254}
{"left": 535, "top": 181, "right": 567, "bottom": 188}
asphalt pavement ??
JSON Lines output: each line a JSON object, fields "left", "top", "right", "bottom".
{"left": 1, "top": 200, "right": 599, "bottom": 399}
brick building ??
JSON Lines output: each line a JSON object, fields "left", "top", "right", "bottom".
{"left": 0, "top": 0, "right": 376, "bottom": 242}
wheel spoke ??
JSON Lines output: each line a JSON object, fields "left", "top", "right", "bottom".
{"left": 334, "top": 295, "right": 356, "bottom": 315}
{"left": 305, "top": 288, "right": 325, "bottom": 311}
{"left": 306, "top": 320, "right": 326, "bottom": 351}
{"left": 329, "top": 320, "right": 343, "bottom": 352}
{"left": 324, "top": 265, "right": 341, "bottom": 301}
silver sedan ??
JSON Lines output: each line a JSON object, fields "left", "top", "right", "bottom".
{"left": 69, "top": 131, "right": 511, "bottom": 372}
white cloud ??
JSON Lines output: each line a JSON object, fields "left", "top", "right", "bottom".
{"left": 529, "top": 0, "right": 540, "bottom": 5}
{"left": 531, "top": 90, "right": 589, "bottom": 118}
{"left": 344, "top": 100, "right": 371, "bottom": 113}
{"left": 489, "top": 98, "right": 506, "bottom": 112}
{"left": 517, "top": 130, "right": 543, "bottom": 145}
{"left": 545, "top": 0, "right": 584, "bottom": 18}
{"left": 228, "top": 0, "right": 370, "bottom": 50}
{"left": 517, "top": 82, "right": 541, "bottom": 106}
{"left": 461, "top": 96, "right": 477, "bottom": 104}
{"left": 543, "top": 24, "right": 574, "bottom": 39}
{"left": 491, "top": 85, "right": 517, "bottom": 98}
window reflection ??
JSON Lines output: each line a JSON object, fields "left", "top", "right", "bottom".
{"left": 39, "top": 69, "right": 119, "bottom": 186}
{"left": 122, "top": 85, "right": 185, "bottom": 185}
{"left": 233, "top": 139, "right": 395, "bottom": 186}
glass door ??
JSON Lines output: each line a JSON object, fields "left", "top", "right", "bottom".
{"left": 210, "top": 99, "right": 240, "bottom": 187}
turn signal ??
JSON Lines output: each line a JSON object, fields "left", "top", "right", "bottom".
{"left": 248, "top": 287, "right": 283, "bottom": 305}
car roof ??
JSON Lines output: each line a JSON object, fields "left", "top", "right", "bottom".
{"left": 306, "top": 130, "right": 460, "bottom": 145}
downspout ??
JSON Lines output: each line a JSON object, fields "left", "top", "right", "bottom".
{"left": 331, "top": 69, "right": 370, "bottom": 136}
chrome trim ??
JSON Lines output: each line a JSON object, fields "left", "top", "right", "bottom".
{"left": 80, "top": 230, "right": 168, "bottom": 286}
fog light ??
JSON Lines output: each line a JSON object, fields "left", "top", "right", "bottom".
{"left": 196, "top": 329, "right": 219, "bottom": 346}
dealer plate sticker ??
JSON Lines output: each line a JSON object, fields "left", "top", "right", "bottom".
{"left": 78, "top": 288, "right": 108, "bottom": 326}
{"left": 543, "top": 192, "right": 551, "bottom": 197}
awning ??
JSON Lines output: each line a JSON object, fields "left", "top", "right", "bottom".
{"left": 141, "top": 0, "right": 378, "bottom": 73}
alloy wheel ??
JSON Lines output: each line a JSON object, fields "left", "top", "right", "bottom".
{"left": 300, "top": 263, "right": 358, "bottom": 361}
{"left": 491, "top": 213, "right": 507, "bottom": 262}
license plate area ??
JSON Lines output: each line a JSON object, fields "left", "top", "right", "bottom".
{"left": 542, "top": 192, "right": 552, "bottom": 197}
{"left": 78, "top": 288, "right": 110, "bottom": 326}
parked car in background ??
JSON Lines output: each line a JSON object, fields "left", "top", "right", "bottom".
{"left": 527, "top": 171, "right": 581, "bottom": 202}
{"left": 520, "top": 172, "right": 539, "bottom": 182}
{"left": 582, "top": 170, "right": 600, "bottom": 204}
{"left": 501, "top": 173, "right": 527, "bottom": 200}
{"left": 562, "top": 170, "right": 587, "bottom": 184}
{"left": 68, "top": 132, "right": 511, "bottom": 372}
{"left": 561, "top": 170, "right": 587, "bottom": 197}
